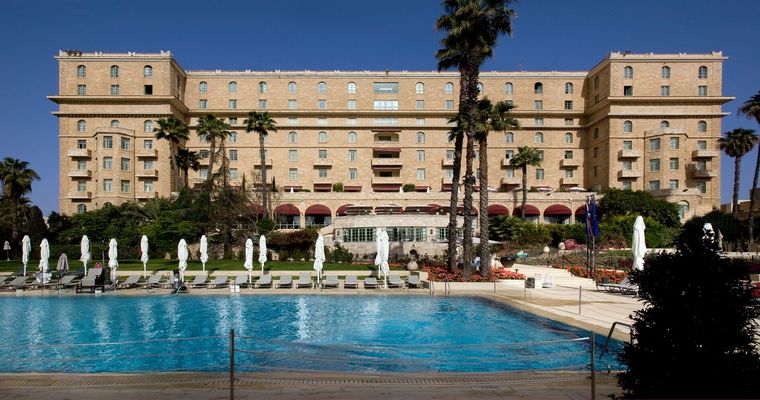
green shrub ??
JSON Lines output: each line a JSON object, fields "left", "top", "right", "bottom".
{"left": 332, "top": 182, "right": 344, "bottom": 192}
{"left": 402, "top": 183, "right": 416, "bottom": 192}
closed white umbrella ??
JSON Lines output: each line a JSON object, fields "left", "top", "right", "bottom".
{"left": 244, "top": 238, "right": 254, "bottom": 284}
{"left": 140, "top": 235, "right": 149, "bottom": 278}
{"left": 108, "top": 238, "right": 118, "bottom": 282}
{"left": 39, "top": 238, "right": 50, "bottom": 273}
{"left": 177, "top": 239, "right": 188, "bottom": 282}
{"left": 258, "top": 235, "right": 267, "bottom": 275}
{"left": 313, "top": 234, "right": 325, "bottom": 285}
{"left": 374, "top": 228, "right": 390, "bottom": 287}
{"left": 200, "top": 235, "right": 209, "bottom": 272}
{"left": 21, "top": 235, "right": 31, "bottom": 276}
{"left": 632, "top": 216, "right": 647, "bottom": 270}
{"left": 380, "top": 229, "right": 390, "bottom": 287}
{"left": 80, "top": 235, "right": 90, "bottom": 275}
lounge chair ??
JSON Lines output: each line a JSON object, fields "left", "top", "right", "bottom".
{"left": 77, "top": 276, "right": 97, "bottom": 293}
{"left": 52, "top": 274, "right": 77, "bottom": 290}
{"left": 597, "top": 277, "right": 638, "bottom": 295}
{"left": 188, "top": 274, "right": 209, "bottom": 288}
{"left": 296, "top": 272, "right": 312, "bottom": 289}
{"left": 208, "top": 275, "right": 229, "bottom": 288}
{"left": 407, "top": 274, "right": 423, "bottom": 289}
{"left": 0, "top": 276, "right": 28, "bottom": 291}
{"left": 344, "top": 275, "right": 358, "bottom": 289}
{"left": 321, "top": 275, "right": 339, "bottom": 289}
{"left": 233, "top": 275, "right": 249, "bottom": 288}
{"left": 387, "top": 275, "right": 405, "bottom": 288}
{"left": 118, "top": 275, "right": 141, "bottom": 289}
{"left": 277, "top": 275, "right": 292, "bottom": 288}
{"left": 256, "top": 274, "right": 272, "bottom": 288}
{"left": 144, "top": 273, "right": 164, "bottom": 288}
{"left": 363, "top": 277, "right": 378, "bottom": 289}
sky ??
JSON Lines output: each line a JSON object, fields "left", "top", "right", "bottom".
{"left": 0, "top": 0, "right": 758, "bottom": 216}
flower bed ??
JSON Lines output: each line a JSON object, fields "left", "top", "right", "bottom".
{"left": 566, "top": 265, "right": 628, "bottom": 283}
{"left": 422, "top": 266, "right": 525, "bottom": 282}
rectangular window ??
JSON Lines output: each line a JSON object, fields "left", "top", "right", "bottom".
{"left": 318, "top": 168, "right": 328, "bottom": 178}
{"left": 120, "top": 137, "right": 130, "bottom": 150}
{"left": 77, "top": 140, "right": 87, "bottom": 149}
{"left": 698, "top": 85, "right": 708, "bottom": 96}
{"left": 199, "top": 150, "right": 209, "bottom": 159}
{"left": 144, "top": 85, "right": 153, "bottom": 95}
{"left": 103, "top": 157, "right": 112, "bottom": 170}
{"left": 229, "top": 117, "right": 237, "bottom": 125}
{"left": 348, "top": 150, "right": 357, "bottom": 161}
{"left": 535, "top": 169, "right": 544, "bottom": 180}
{"left": 289, "top": 168, "right": 298, "bottom": 180}
{"left": 288, "top": 117, "right": 298, "bottom": 125}
{"left": 649, "top": 180, "right": 660, "bottom": 191}
{"left": 535, "top": 117, "right": 544, "bottom": 126}
{"left": 564, "top": 151, "right": 573, "bottom": 159}
{"left": 536, "top": 150, "right": 544, "bottom": 161}
{"left": 447, "top": 150, "right": 455, "bottom": 160}
{"left": 229, "top": 150, "right": 238, "bottom": 161}
{"left": 121, "top": 180, "right": 130, "bottom": 193}
{"left": 373, "top": 82, "right": 399, "bottom": 94}
{"left": 661, "top": 86, "right": 670, "bottom": 96}
{"left": 416, "top": 100, "right": 424, "bottom": 110}
{"left": 564, "top": 118, "right": 573, "bottom": 126}
{"left": 229, "top": 168, "right": 238, "bottom": 180}
{"left": 77, "top": 160, "right": 86, "bottom": 170}
{"left": 199, "top": 168, "right": 208, "bottom": 179}
{"left": 505, "top": 150, "right": 514, "bottom": 160}
{"left": 77, "top": 85, "right": 86, "bottom": 95}
{"left": 565, "top": 169, "right": 574, "bottom": 178}
{"left": 259, "top": 99, "right": 267, "bottom": 109}
{"left": 347, "top": 117, "right": 357, "bottom": 125}
{"left": 622, "top": 160, "right": 632, "bottom": 171}
{"left": 110, "top": 85, "right": 120, "bottom": 96}
{"left": 649, "top": 158, "right": 660, "bottom": 171}
{"left": 669, "top": 179, "right": 679, "bottom": 189}
{"left": 143, "top": 160, "right": 153, "bottom": 170}
{"left": 120, "top": 158, "right": 130, "bottom": 171}
{"left": 564, "top": 100, "right": 573, "bottom": 110}
{"left": 622, "top": 181, "right": 632, "bottom": 190}
{"left": 649, "top": 138, "right": 661, "bottom": 151}
{"left": 445, "top": 100, "right": 454, "bottom": 110}
{"left": 143, "top": 140, "right": 153, "bottom": 149}
{"left": 416, "top": 168, "right": 426, "bottom": 180}
{"left": 696, "top": 160, "right": 707, "bottom": 170}
{"left": 77, "top": 181, "right": 87, "bottom": 192}
{"left": 349, "top": 168, "right": 357, "bottom": 180}
{"left": 417, "top": 150, "right": 425, "bottom": 162}
{"left": 505, "top": 169, "right": 515, "bottom": 178}
{"left": 318, "top": 149, "right": 327, "bottom": 160}
{"left": 103, "top": 179, "right": 113, "bottom": 192}
{"left": 416, "top": 118, "right": 425, "bottom": 126}
{"left": 347, "top": 99, "right": 356, "bottom": 110}
{"left": 199, "top": 99, "right": 207, "bottom": 109}
{"left": 624, "top": 86, "right": 633, "bottom": 96}
{"left": 144, "top": 180, "right": 154, "bottom": 192}
{"left": 318, "top": 99, "right": 326, "bottom": 109}
{"left": 669, "top": 137, "right": 680, "bottom": 150}
{"left": 623, "top": 140, "right": 633, "bottom": 150}
{"left": 318, "top": 117, "right": 327, "bottom": 125}
{"left": 373, "top": 100, "right": 399, "bottom": 110}
{"left": 229, "top": 99, "right": 237, "bottom": 109}
{"left": 697, "top": 140, "right": 707, "bottom": 150}
{"left": 534, "top": 100, "right": 543, "bottom": 110}
{"left": 103, "top": 136, "right": 113, "bottom": 149}
{"left": 697, "top": 181, "right": 707, "bottom": 193}
{"left": 288, "top": 150, "right": 297, "bottom": 161}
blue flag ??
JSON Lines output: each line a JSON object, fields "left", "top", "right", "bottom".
{"left": 585, "top": 196, "right": 601, "bottom": 238}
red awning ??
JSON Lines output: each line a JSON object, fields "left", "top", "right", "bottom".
{"left": 544, "top": 204, "right": 572, "bottom": 216}
{"left": 305, "top": 204, "right": 331, "bottom": 216}
{"left": 487, "top": 204, "right": 509, "bottom": 216}
{"left": 513, "top": 204, "right": 540, "bottom": 216}
{"left": 343, "top": 185, "right": 362, "bottom": 192}
{"left": 373, "top": 184, "right": 402, "bottom": 192}
{"left": 575, "top": 206, "right": 586, "bottom": 216}
{"left": 441, "top": 206, "right": 478, "bottom": 216}
{"left": 274, "top": 204, "right": 300, "bottom": 216}
{"left": 336, "top": 204, "right": 353, "bottom": 216}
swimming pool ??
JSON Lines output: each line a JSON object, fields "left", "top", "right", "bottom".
{"left": 0, "top": 295, "right": 622, "bottom": 373}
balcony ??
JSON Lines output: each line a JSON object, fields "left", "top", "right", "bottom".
{"left": 500, "top": 176, "right": 521, "bottom": 186}
{"left": 560, "top": 159, "right": 581, "bottom": 168}
{"left": 692, "top": 149, "right": 718, "bottom": 159}
{"left": 371, "top": 176, "right": 403, "bottom": 185}
{"left": 441, "top": 158, "right": 454, "bottom": 167}
{"left": 501, "top": 158, "right": 513, "bottom": 167}
{"left": 441, "top": 176, "right": 453, "bottom": 185}
{"left": 67, "top": 169, "right": 92, "bottom": 178}
{"left": 67, "top": 191, "right": 92, "bottom": 199}
{"left": 67, "top": 149, "right": 91, "bottom": 158}
{"left": 313, "top": 177, "right": 333, "bottom": 185}
{"left": 136, "top": 169, "right": 159, "bottom": 178}
{"left": 136, "top": 148, "right": 158, "bottom": 158}
{"left": 252, "top": 159, "right": 273, "bottom": 167}
{"left": 690, "top": 168, "right": 717, "bottom": 179}
{"left": 618, "top": 170, "right": 642, "bottom": 179}
{"left": 135, "top": 191, "right": 158, "bottom": 199}
{"left": 618, "top": 149, "right": 641, "bottom": 159}
{"left": 371, "top": 158, "right": 403, "bottom": 168}
{"left": 313, "top": 158, "right": 333, "bottom": 167}
{"left": 560, "top": 177, "right": 581, "bottom": 186}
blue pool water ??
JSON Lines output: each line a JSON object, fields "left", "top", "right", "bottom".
{"left": 0, "top": 295, "right": 623, "bottom": 373}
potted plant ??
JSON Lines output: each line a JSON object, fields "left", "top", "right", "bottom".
{"left": 500, "top": 255, "right": 516, "bottom": 268}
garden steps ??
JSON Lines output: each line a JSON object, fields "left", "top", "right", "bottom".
{"left": 510, "top": 264, "right": 598, "bottom": 289}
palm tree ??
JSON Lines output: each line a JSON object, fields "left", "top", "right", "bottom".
{"left": 244, "top": 111, "right": 277, "bottom": 219}
{"left": 0, "top": 157, "right": 40, "bottom": 241}
{"left": 738, "top": 91, "right": 760, "bottom": 246}
{"left": 174, "top": 148, "right": 201, "bottom": 188}
{"left": 436, "top": 0, "right": 516, "bottom": 276}
{"left": 718, "top": 128, "right": 757, "bottom": 218}
{"left": 196, "top": 114, "right": 231, "bottom": 187}
{"left": 153, "top": 117, "right": 189, "bottom": 191}
{"left": 510, "top": 147, "right": 542, "bottom": 220}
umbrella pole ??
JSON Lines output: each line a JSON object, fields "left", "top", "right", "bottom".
{"left": 202, "top": 262, "right": 205, "bottom": 273}
{"left": 143, "top": 262, "right": 147, "bottom": 278}
{"left": 248, "top": 271, "right": 252, "bottom": 285}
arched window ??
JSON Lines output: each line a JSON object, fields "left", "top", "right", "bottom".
{"left": 623, "top": 120, "right": 633, "bottom": 133}
{"left": 144, "top": 120, "right": 153, "bottom": 132}
{"left": 318, "top": 81, "right": 327, "bottom": 94}
{"left": 348, "top": 131, "right": 357, "bottom": 144}
{"left": 504, "top": 82, "right": 513, "bottom": 95}
{"left": 258, "top": 81, "right": 267, "bottom": 93}
{"left": 477, "top": 82, "right": 484, "bottom": 94}
{"left": 415, "top": 82, "right": 424, "bottom": 94}
{"left": 417, "top": 132, "right": 425, "bottom": 144}
{"left": 565, "top": 82, "right": 573, "bottom": 94}
{"left": 698, "top": 66, "right": 708, "bottom": 79}
{"left": 534, "top": 132, "right": 544, "bottom": 144}
{"left": 697, "top": 121, "right": 707, "bottom": 132}
{"left": 199, "top": 81, "right": 208, "bottom": 94}
{"left": 318, "top": 131, "right": 328, "bottom": 143}
{"left": 624, "top": 66, "right": 633, "bottom": 79}
{"left": 678, "top": 201, "right": 690, "bottom": 220}
{"left": 661, "top": 66, "right": 670, "bottom": 79}
{"left": 229, "top": 131, "right": 238, "bottom": 143}
{"left": 110, "top": 65, "right": 119, "bottom": 78}
{"left": 228, "top": 81, "right": 237, "bottom": 93}
{"left": 110, "top": 120, "right": 119, "bottom": 127}
{"left": 594, "top": 127, "right": 600, "bottom": 138}
{"left": 444, "top": 82, "right": 454, "bottom": 94}
{"left": 534, "top": 82, "right": 543, "bottom": 94}
{"left": 77, "top": 120, "right": 86, "bottom": 132}
{"left": 288, "top": 81, "right": 297, "bottom": 94}
{"left": 143, "top": 65, "right": 153, "bottom": 78}
{"left": 77, "top": 204, "right": 87, "bottom": 214}
{"left": 505, "top": 132, "right": 514, "bottom": 143}
{"left": 288, "top": 131, "right": 297, "bottom": 143}
{"left": 564, "top": 133, "right": 573, "bottom": 144}
{"left": 347, "top": 82, "right": 356, "bottom": 94}
{"left": 77, "top": 65, "right": 86, "bottom": 78}
{"left": 660, "top": 120, "right": 670, "bottom": 128}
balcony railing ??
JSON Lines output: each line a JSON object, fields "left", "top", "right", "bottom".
{"left": 371, "top": 158, "right": 403, "bottom": 167}
{"left": 441, "top": 158, "right": 454, "bottom": 167}
{"left": 136, "top": 169, "right": 159, "bottom": 178}
{"left": 371, "top": 176, "right": 403, "bottom": 185}
{"left": 67, "top": 149, "right": 91, "bottom": 158}
{"left": 617, "top": 170, "right": 642, "bottom": 178}
{"left": 560, "top": 177, "right": 581, "bottom": 186}
{"left": 692, "top": 149, "right": 718, "bottom": 159}
{"left": 136, "top": 148, "right": 158, "bottom": 158}
{"left": 135, "top": 191, "right": 158, "bottom": 199}
{"left": 690, "top": 168, "right": 717, "bottom": 179}
{"left": 67, "top": 191, "right": 92, "bottom": 199}
{"left": 560, "top": 158, "right": 581, "bottom": 167}
{"left": 313, "top": 159, "right": 333, "bottom": 166}
{"left": 67, "top": 169, "right": 92, "bottom": 178}
{"left": 618, "top": 149, "right": 642, "bottom": 158}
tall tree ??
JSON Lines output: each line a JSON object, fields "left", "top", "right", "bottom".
{"left": 738, "top": 91, "right": 760, "bottom": 247}
{"left": 244, "top": 111, "right": 277, "bottom": 219}
{"left": 153, "top": 117, "right": 189, "bottom": 191}
{"left": 510, "top": 147, "right": 542, "bottom": 220}
{"left": 174, "top": 148, "right": 200, "bottom": 189}
{"left": 0, "top": 157, "right": 40, "bottom": 241}
{"left": 718, "top": 128, "right": 757, "bottom": 218}
{"left": 436, "top": 0, "right": 515, "bottom": 278}
{"left": 196, "top": 114, "right": 231, "bottom": 187}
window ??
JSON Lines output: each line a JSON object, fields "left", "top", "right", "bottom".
{"left": 649, "top": 180, "right": 660, "bottom": 191}
{"left": 318, "top": 81, "right": 327, "bottom": 94}
{"left": 565, "top": 82, "right": 574, "bottom": 94}
{"left": 594, "top": 94, "right": 599, "bottom": 104}
{"left": 349, "top": 168, "right": 357, "bottom": 180}
{"left": 698, "top": 66, "right": 708, "bottom": 79}
{"left": 288, "top": 132, "right": 297, "bottom": 143}
{"left": 417, "top": 150, "right": 425, "bottom": 162}
{"left": 199, "top": 99, "right": 207, "bottom": 109}
{"left": 624, "top": 86, "right": 633, "bottom": 96}
{"left": 285, "top": 99, "right": 296, "bottom": 110}
{"left": 143, "top": 160, "right": 153, "bottom": 170}
{"left": 649, "top": 159, "right": 660, "bottom": 171}
{"left": 108, "top": 120, "right": 119, "bottom": 128}
{"left": 229, "top": 132, "right": 237, "bottom": 143}
{"left": 77, "top": 140, "right": 87, "bottom": 149}
{"left": 229, "top": 150, "right": 238, "bottom": 161}
{"left": 283, "top": 81, "right": 295, "bottom": 94}
{"left": 198, "top": 134, "right": 207, "bottom": 144}
{"left": 143, "top": 120, "right": 153, "bottom": 132}
{"left": 77, "top": 204, "right": 87, "bottom": 214}
{"left": 121, "top": 180, "right": 130, "bottom": 192}
{"left": 417, "top": 132, "right": 425, "bottom": 143}
{"left": 347, "top": 82, "right": 356, "bottom": 94}
{"left": 110, "top": 85, "right": 119, "bottom": 95}
{"left": 119, "top": 137, "right": 130, "bottom": 150}
{"left": 669, "top": 158, "right": 679, "bottom": 170}
{"left": 416, "top": 100, "right": 425, "bottom": 110}
{"left": 120, "top": 157, "right": 130, "bottom": 171}
{"left": 660, "top": 120, "right": 670, "bottom": 128}
{"left": 445, "top": 100, "right": 454, "bottom": 110}
{"left": 536, "top": 169, "right": 544, "bottom": 180}
{"left": 564, "top": 151, "right": 573, "bottom": 159}
{"left": 623, "top": 140, "right": 632, "bottom": 150}
{"left": 318, "top": 117, "right": 327, "bottom": 125}
{"left": 697, "top": 181, "right": 707, "bottom": 193}
{"left": 505, "top": 169, "right": 514, "bottom": 178}
{"left": 661, "top": 86, "right": 670, "bottom": 96}
{"left": 533, "top": 82, "right": 543, "bottom": 94}
{"left": 505, "top": 82, "right": 513, "bottom": 94}
{"left": 347, "top": 99, "right": 356, "bottom": 110}
{"left": 288, "top": 117, "right": 298, "bottom": 125}
{"left": 565, "top": 169, "right": 574, "bottom": 178}
{"left": 696, "top": 160, "right": 707, "bottom": 170}
{"left": 318, "top": 149, "right": 327, "bottom": 160}
{"left": 622, "top": 160, "right": 632, "bottom": 171}
{"left": 288, "top": 150, "right": 297, "bottom": 161}
{"left": 623, "top": 120, "right": 633, "bottom": 133}
{"left": 565, "top": 118, "right": 573, "bottom": 126}
{"left": 594, "top": 128, "right": 600, "bottom": 139}
{"left": 697, "top": 140, "right": 707, "bottom": 150}
{"left": 110, "top": 65, "right": 119, "bottom": 78}
{"left": 534, "top": 132, "right": 544, "bottom": 144}
{"left": 103, "top": 179, "right": 113, "bottom": 192}
{"left": 416, "top": 168, "right": 426, "bottom": 180}
{"left": 77, "top": 160, "right": 86, "bottom": 170}
{"left": 564, "top": 100, "right": 573, "bottom": 110}
{"left": 348, "top": 131, "right": 357, "bottom": 144}
{"left": 477, "top": 82, "right": 484, "bottom": 94}
{"left": 622, "top": 181, "right": 632, "bottom": 190}
{"left": 444, "top": 82, "right": 454, "bottom": 94}
{"left": 258, "top": 99, "right": 267, "bottom": 109}
{"left": 698, "top": 86, "right": 708, "bottom": 96}
{"left": 373, "top": 82, "right": 398, "bottom": 94}
{"left": 144, "top": 180, "right": 154, "bottom": 192}
{"left": 649, "top": 138, "right": 661, "bottom": 151}
{"left": 697, "top": 121, "right": 707, "bottom": 132}
{"left": 229, "top": 99, "right": 237, "bottom": 109}
{"left": 199, "top": 168, "right": 208, "bottom": 179}
{"left": 318, "top": 168, "right": 327, "bottom": 178}
{"left": 77, "top": 85, "right": 86, "bottom": 95}
{"left": 661, "top": 66, "right": 670, "bottom": 79}
{"left": 447, "top": 150, "right": 455, "bottom": 160}
{"left": 669, "top": 137, "right": 680, "bottom": 149}
{"left": 318, "top": 131, "right": 327, "bottom": 143}
{"left": 102, "top": 136, "right": 112, "bottom": 149}
{"left": 229, "top": 168, "right": 238, "bottom": 180}
{"left": 258, "top": 81, "right": 267, "bottom": 93}
{"left": 505, "top": 132, "right": 514, "bottom": 143}
{"left": 415, "top": 82, "right": 424, "bottom": 94}
{"left": 624, "top": 66, "right": 633, "bottom": 79}
{"left": 594, "top": 76, "right": 599, "bottom": 89}
{"left": 140, "top": 65, "right": 151, "bottom": 78}
{"left": 416, "top": 118, "right": 425, "bottom": 126}
{"left": 77, "top": 65, "right": 86, "bottom": 78}
{"left": 564, "top": 133, "right": 573, "bottom": 144}
{"left": 535, "top": 117, "right": 544, "bottom": 126}
{"left": 348, "top": 150, "right": 357, "bottom": 161}
{"left": 536, "top": 150, "right": 544, "bottom": 161}
{"left": 373, "top": 100, "right": 398, "bottom": 110}
{"left": 144, "top": 85, "right": 153, "bottom": 95}
{"left": 77, "top": 120, "right": 86, "bottom": 132}
{"left": 199, "top": 82, "right": 208, "bottom": 93}
{"left": 534, "top": 100, "right": 543, "bottom": 110}
{"left": 289, "top": 168, "right": 298, "bottom": 180}
{"left": 227, "top": 81, "right": 237, "bottom": 93}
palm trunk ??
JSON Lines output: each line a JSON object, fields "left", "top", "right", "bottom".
{"left": 259, "top": 133, "right": 269, "bottom": 219}
{"left": 183, "top": 167, "right": 189, "bottom": 188}
{"left": 478, "top": 137, "right": 491, "bottom": 275}
{"left": 521, "top": 164, "right": 528, "bottom": 220}
{"left": 172, "top": 142, "right": 182, "bottom": 190}
{"left": 447, "top": 132, "right": 464, "bottom": 271}
{"left": 207, "top": 139, "right": 217, "bottom": 187}
{"left": 749, "top": 149, "right": 760, "bottom": 248}
{"left": 462, "top": 133, "right": 475, "bottom": 280}
{"left": 732, "top": 156, "right": 742, "bottom": 218}
{"left": 169, "top": 142, "right": 177, "bottom": 191}
{"left": 218, "top": 139, "right": 228, "bottom": 189}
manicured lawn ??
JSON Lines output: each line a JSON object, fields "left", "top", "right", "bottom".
{"left": 0, "top": 259, "right": 379, "bottom": 273}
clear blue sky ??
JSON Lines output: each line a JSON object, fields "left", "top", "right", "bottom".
{"left": 1, "top": 0, "right": 758, "bottom": 215}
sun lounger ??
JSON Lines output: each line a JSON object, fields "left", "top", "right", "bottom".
{"left": 256, "top": 274, "right": 272, "bottom": 288}
{"left": 597, "top": 277, "right": 638, "bottom": 294}
{"left": 296, "top": 272, "right": 312, "bottom": 289}
{"left": 118, "top": 275, "right": 141, "bottom": 289}
{"left": 208, "top": 275, "right": 229, "bottom": 288}
{"left": 233, "top": 275, "right": 249, "bottom": 288}
{"left": 344, "top": 275, "right": 358, "bottom": 289}
{"left": 277, "top": 275, "right": 292, "bottom": 288}
{"left": 77, "top": 276, "right": 97, "bottom": 293}
{"left": 407, "top": 274, "right": 423, "bottom": 288}
{"left": 0, "top": 276, "right": 28, "bottom": 291}
{"left": 387, "top": 275, "right": 405, "bottom": 288}
{"left": 145, "top": 273, "right": 164, "bottom": 288}
{"left": 321, "top": 275, "right": 339, "bottom": 289}
{"left": 363, "top": 277, "right": 378, "bottom": 289}
{"left": 51, "top": 275, "right": 77, "bottom": 290}
{"left": 188, "top": 274, "right": 209, "bottom": 288}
